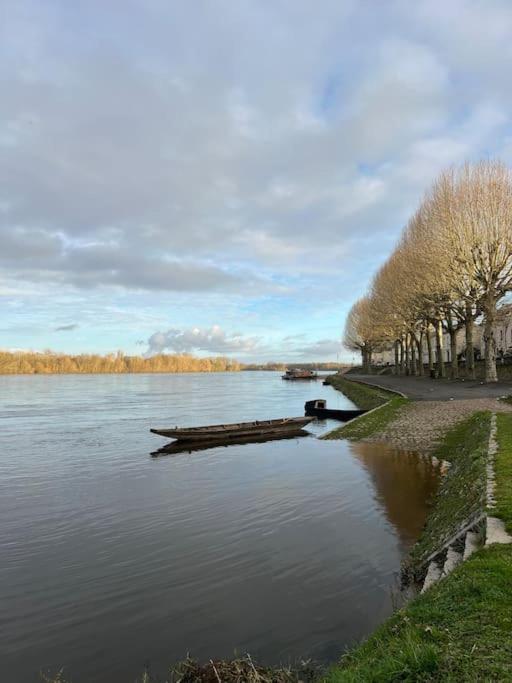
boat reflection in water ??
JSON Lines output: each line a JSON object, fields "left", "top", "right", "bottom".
{"left": 151, "top": 429, "right": 310, "bottom": 457}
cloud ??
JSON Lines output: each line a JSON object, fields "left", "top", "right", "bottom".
{"left": 146, "top": 325, "right": 260, "bottom": 355}
{"left": 293, "top": 338, "right": 342, "bottom": 356}
{"left": 0, "top": 228, "right": 261, "bottom": 292}
{"left": 3, "top": 1, "right": 512, "bottom": 356}
{"left": 3, "top": 0, "right": 511, "bottom": 297}
{"left": 55, "top": 323, "right": 79, "bottom": 331}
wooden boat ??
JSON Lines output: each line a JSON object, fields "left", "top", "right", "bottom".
{"left": 304, "top": 399, "right": 367, "bottom": 421}
{"left": 151, "top": 429, "right": 310, "bottom": 456}
{"left": 150, "top": 416, "right": 313, "bottom": 442}
{"left": 281, "top": 368, "right": 318, "bottom": 380}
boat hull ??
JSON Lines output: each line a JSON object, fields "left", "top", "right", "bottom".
{"left": 305, "top": 407, "right": 367, "bottom": 421}
{"left": 304, "top": 399, "right": 366, "bottom": 422}
{"left": 151, "top": 416, "right": 313, "bottom": 442}
{"left": 282, "top": 375, "right": 319, "bottom": 380}
{"left": 151, "top": 429, "right": 310, "bottom": 456}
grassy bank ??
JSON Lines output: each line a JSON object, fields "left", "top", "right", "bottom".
{"left": 495, "top": 414, "right": 512, "bottom": 534}
{"left": 407, "top": 412, "right": 490, "bottom": 573}
{"left": 323, "top": 544, "right": 512, "bottom": 682}
{"left": 323, "top": 410, "right": 512, "bottom": 682}
{"left": 324, "top": 376, "right": 396, "bottom": 409}
{"left": 323, "top": 376, "right": 408, "bottom": 440}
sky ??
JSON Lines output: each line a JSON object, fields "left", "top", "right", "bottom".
{"left": 2, "top": 0, "right": 512, "bottom": 363}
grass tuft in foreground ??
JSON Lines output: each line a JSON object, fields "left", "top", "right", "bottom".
{"left": 40, "top": 656, "right": 320, "bottom": 683}
{"left": 495, "top": 413, "right": 512, "bottom": 534}
{"left": 168, "top": 656, "right": 319, "bottom": 682}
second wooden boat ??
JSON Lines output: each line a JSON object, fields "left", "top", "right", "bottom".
{"left": 150, "top": 416, "right": 313, "bottom": 442}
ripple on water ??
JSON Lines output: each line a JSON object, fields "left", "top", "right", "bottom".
{"left": 0, "top": 372, "right": 440, "bottom": 683}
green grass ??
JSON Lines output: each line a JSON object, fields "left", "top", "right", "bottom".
{"left": 324, "top": 376, "right": 398, "bottom": 410}
{"left": 495, "top": 414, "right": 512, "bottom": 534}
{"left": 407, "top": 412, "right": 490, "bottom": 572}
{"left": 322, "top": 396, "right": 409, "bottom": 441}
{"left": 322, "top": 376, "right": 408, "bottom": 441}
{"left": 323, "top": 544, "right": 512, "bottom": 682}
{"left": 323, "top": 407, "right": 512, "bottom": 682}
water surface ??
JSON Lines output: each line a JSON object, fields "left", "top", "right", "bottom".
{"left": 0, "top": 372, "right": 440, "bottom": 682}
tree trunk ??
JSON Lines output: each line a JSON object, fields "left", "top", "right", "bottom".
{"left": 400, "top": 339, "right": 405, "bottom": 375}
{"left": 394, "top": 340, "right": 400, "bottom": 375}
{"left": 405, "top": 335, "right": 410, "bottom": 376}
{"left": 361, "top": 348, "right": 366, "bottom": 372}
{"left": 416, "top": 334, "right": 424, "bottom": 376}
{"left": 483, "top": 297, "right": 498, "bottom": 383}
{"left": 367, "top": 346, "right": 372, "bottom": 374}
{"left": 464, "top": 306, "right": 476, "bottom": 380}
{"left": 435, "top": 320, "right": 445, "bottom": 378}
{"left": 426, "top": 325, "right": 434, "bottom": 373}
{"left": 450, "top": 329, "right": 458, "bottom": 379}
{"left": 410, "top": 338, "right": 417, "bottom": 376}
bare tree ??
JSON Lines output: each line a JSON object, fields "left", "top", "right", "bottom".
{"left": 432, "top": 161, "right": 512, "bottom": 382}
{"left": 343, "top": 160, "right": 512, "bottom": 384}
{"left": 343, "top": 297, "right": 379, "bottom": 373}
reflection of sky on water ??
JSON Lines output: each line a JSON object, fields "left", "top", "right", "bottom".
{"left": 0, "top": 372, "right": 440, "bottom": 682}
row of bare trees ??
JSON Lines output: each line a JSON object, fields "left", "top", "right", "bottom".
{"left": 343, "top": 161, "right": 512, "bottom": 383}
{"left": 0, "top": 350, "right": 241, "bottom": 375}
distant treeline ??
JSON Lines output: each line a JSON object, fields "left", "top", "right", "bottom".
{"left": 0, "top": 351, "right": 241, "bottom": 375}
{"left": 242, "top": 362, "right": 347, "bottom": 371}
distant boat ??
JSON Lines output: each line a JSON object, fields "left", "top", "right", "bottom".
{"left": 150, "top": 416, "right": 313, "bottom": 442}
{"left": 281, "top": 368, "right": 318, "bottom": 380}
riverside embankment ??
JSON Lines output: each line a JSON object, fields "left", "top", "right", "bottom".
{"left": 322, "top": 374, "right": 512, "bottom": 682}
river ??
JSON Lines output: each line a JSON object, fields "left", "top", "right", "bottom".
{"left": 0, "top": 372, "right": 440, "bottom": 682}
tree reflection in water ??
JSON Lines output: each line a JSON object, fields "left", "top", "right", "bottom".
{"left": 348, "top": 441, "right": 443, "bottom": 550}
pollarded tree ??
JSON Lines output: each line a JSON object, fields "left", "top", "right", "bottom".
{"left": 371, "top": 244, "right": 422, "bottom": 375}
{"left": 432, "top": 161, "right": 512, "bottom": 382}
{"left": 343, "top": 297, "right": 378, "bottom": 373}
{"left": 404, "top": 203, "right": 466, "bottom": 379}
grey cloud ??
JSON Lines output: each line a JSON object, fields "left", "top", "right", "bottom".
{"left": 55, "top": 323, "right": 79, "bottom": 331}
{"left": 294, "top": 338, "right": 342, "bottom": 356}
{"left": 146, "top": 326, "right": 260, "bottom": 355}
{"left": 0, "top": 230, "right": 254, "bottom": 292}
{"left": 2, "top": 0, "right": 512, "bottom": 299}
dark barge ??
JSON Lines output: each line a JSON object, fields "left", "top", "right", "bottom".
{"left": 304, "top": 399, "right": 367, "bottom": 422}
{"left": 282, "top": 368, "right": 319, "bottom": 380}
